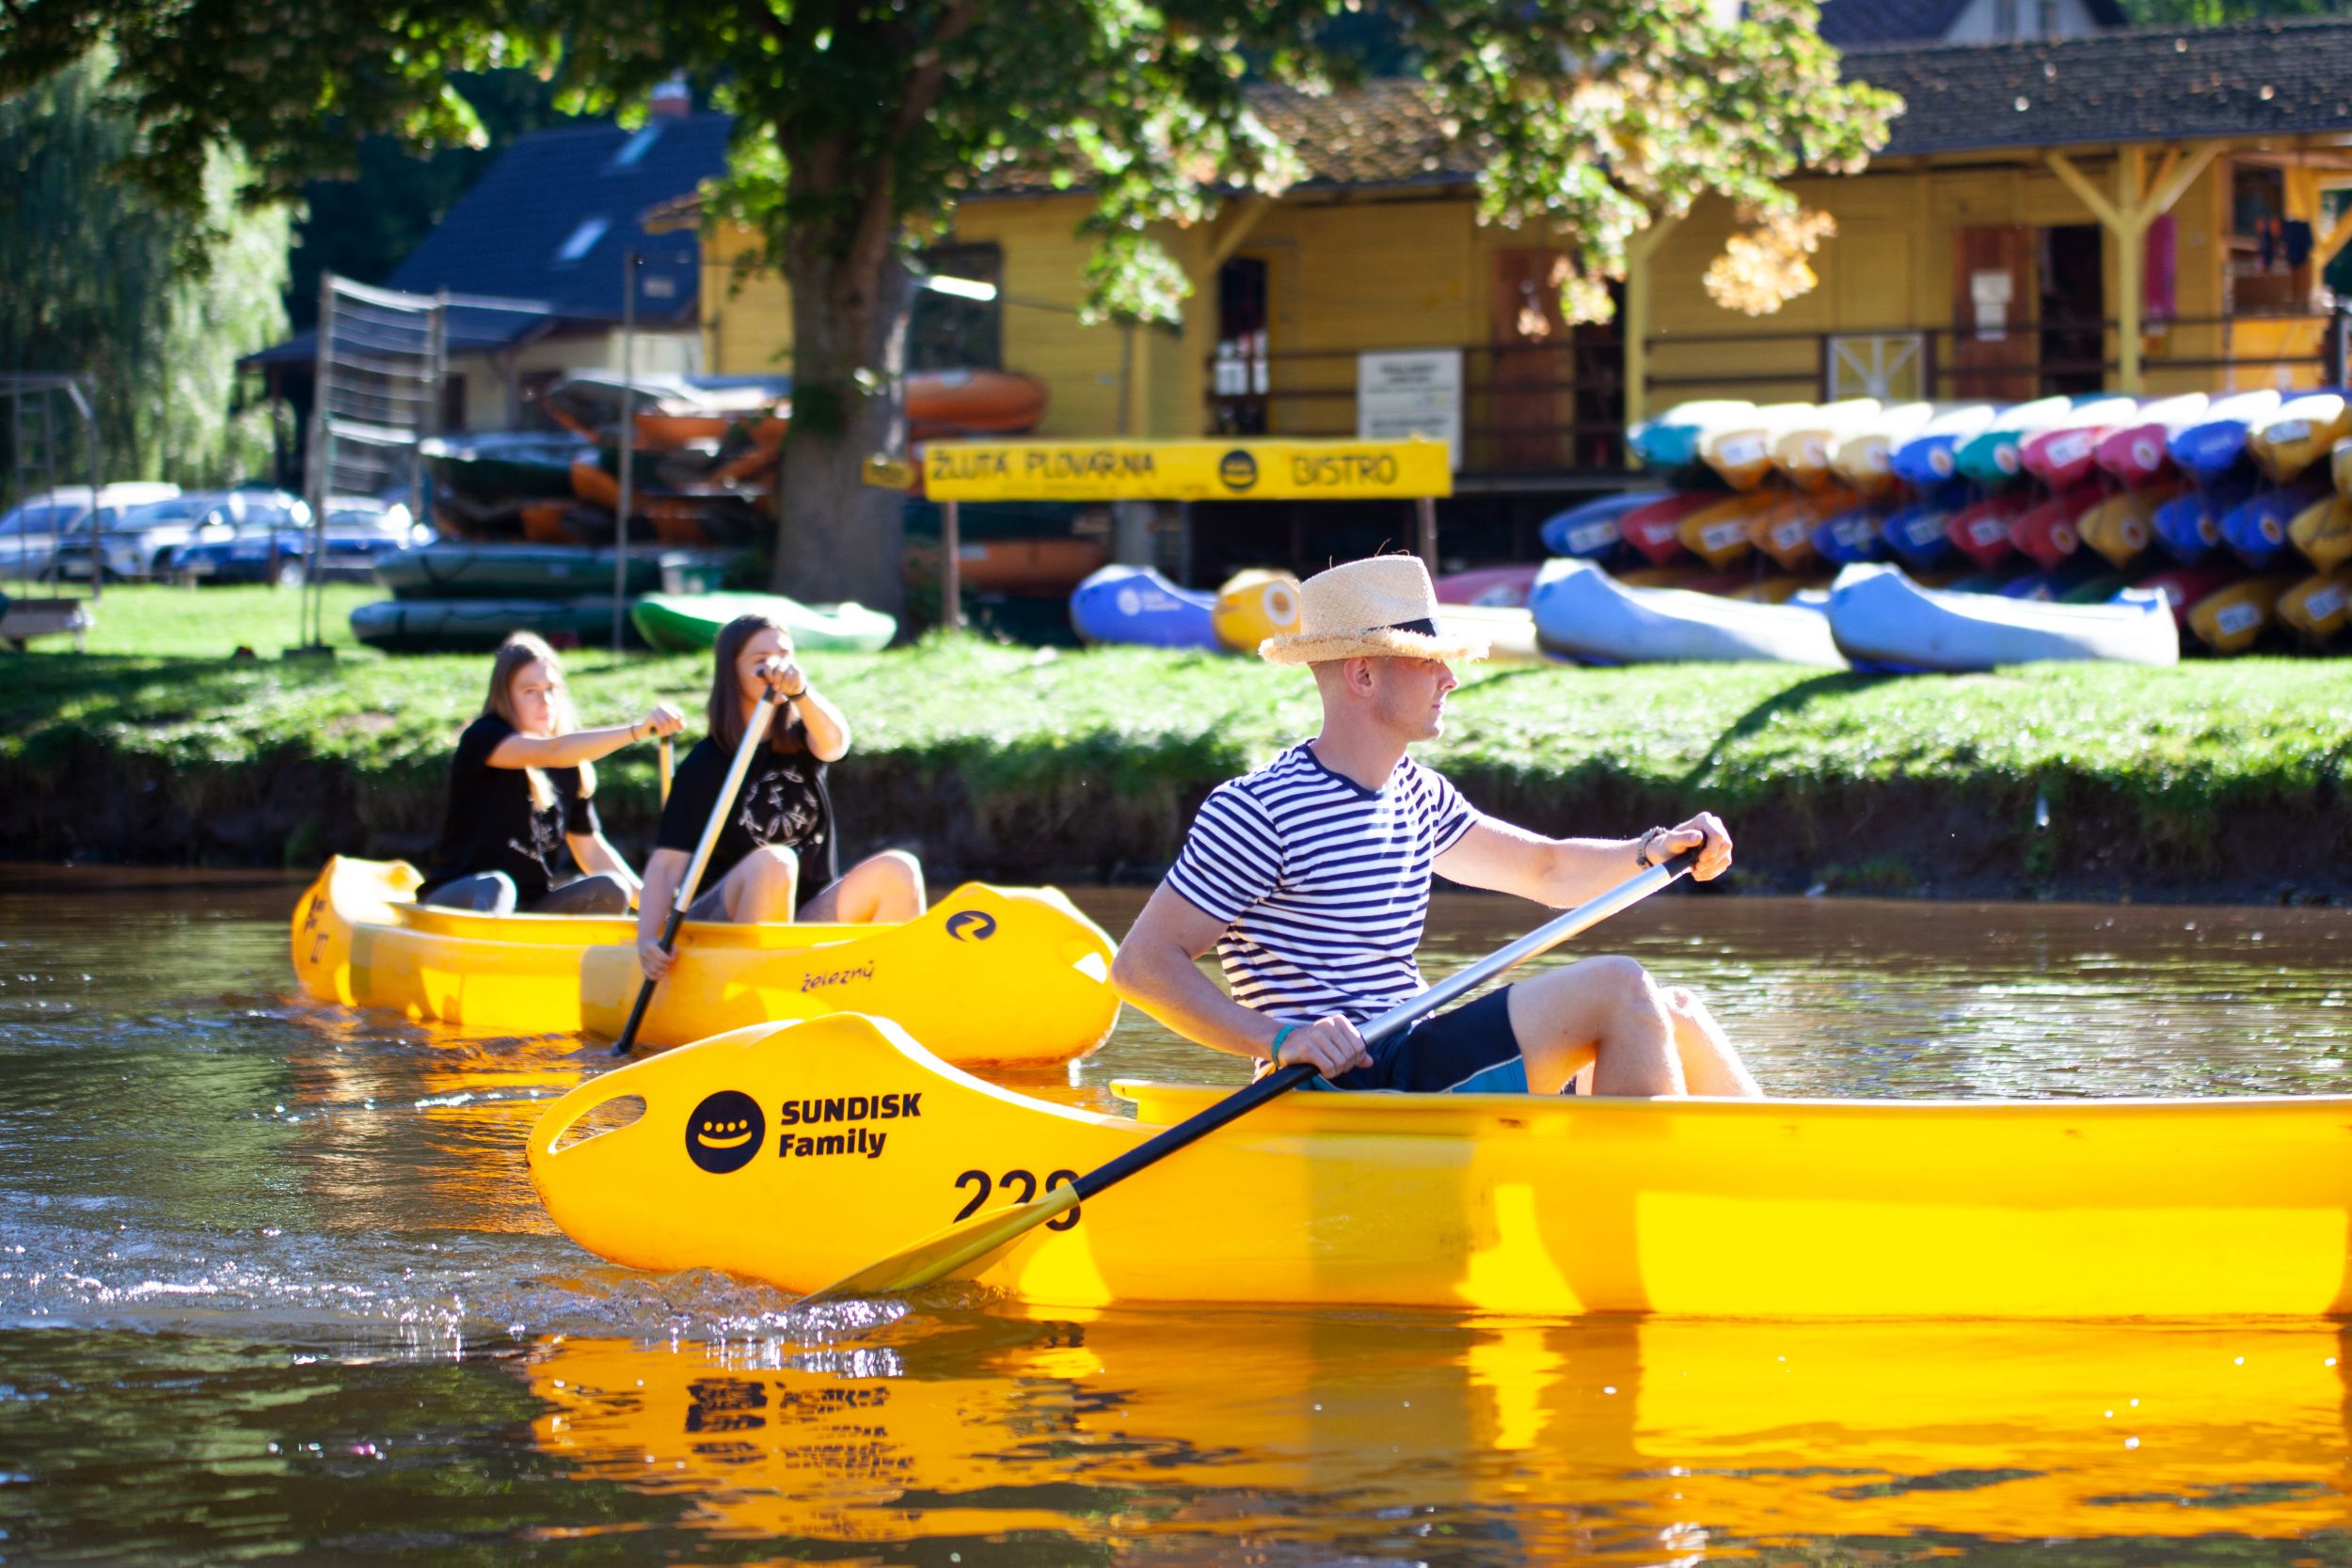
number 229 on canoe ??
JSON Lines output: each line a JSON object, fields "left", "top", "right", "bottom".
{"left": 953, "top": 1167, "right": 1081, "bottom": 1229}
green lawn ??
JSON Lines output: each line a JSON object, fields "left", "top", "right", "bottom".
{"left": 21, "top": 582, "right": 382, "bottom": 658}
{"left": 7, "top": 626, "right": 2349, "bottom": 884}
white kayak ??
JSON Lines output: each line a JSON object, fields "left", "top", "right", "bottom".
{"left": 1529, "top": 558, "right": 1847, "bottom": 666}
{"left": 1826, "top": 562, "right": 2180, "bottom": 672}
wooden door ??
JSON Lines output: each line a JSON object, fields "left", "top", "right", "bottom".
{"left": 1951, "top": 228, "right": 2038, "bottom": 402}
{"left": 1489, "top": 249, "right": 1575, "bottom": 471}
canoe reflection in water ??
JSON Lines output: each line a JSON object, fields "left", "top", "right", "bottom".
{"left": 528, "top": 1311, "right": 2352, "bottom": 1557}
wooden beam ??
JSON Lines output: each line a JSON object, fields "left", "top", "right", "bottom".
{"left": 2136, "top": 141, "right": 2223, "bottom": 227}
{"left": 2319, "top": 205, "right": 2352, "bottom": 267}
{"left": 2046, "top": 151, "right": 2123, "bottom": 230}
{"left": 1202, "top": 196, "right": 1272, "bottom": 273}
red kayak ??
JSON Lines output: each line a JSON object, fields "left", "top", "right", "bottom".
{"left": 2012, "top": 485, "right": 2104, "bottom": 571}
{"left": 1947, "top": 492, "right": 2033, "bottom": 569}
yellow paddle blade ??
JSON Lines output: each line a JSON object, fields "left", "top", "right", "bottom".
{"left": 802, "top": 1183, "right": 1081, "bottom": 1302}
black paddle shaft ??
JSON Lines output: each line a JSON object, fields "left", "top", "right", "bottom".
{"left": 610, "top": 904, "right": 688, "bottom": 1055}
{"left": 1074, "top": 847, "right": 1701, "bottom": 1204}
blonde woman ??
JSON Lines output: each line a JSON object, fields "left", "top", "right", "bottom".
{"left": 417, "top": 632, "right": 686, "bottom": 914}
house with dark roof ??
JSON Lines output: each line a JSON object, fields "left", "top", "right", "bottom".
{"left": 1819, "top": 0, "right": 2125, "bottom": 48}
{"left": 248, "top": 88, "right": 732, "bottom": 433}
{"left": 687, "top": 16, "right": 2352, "bottom": 572}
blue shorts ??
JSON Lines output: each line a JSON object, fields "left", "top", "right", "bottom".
{"left": 1308, "top": 985, "right": 1546, "bottom": 1095}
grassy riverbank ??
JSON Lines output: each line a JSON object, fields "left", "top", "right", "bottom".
{"left": 6, "top": 586, "right": 2349, "bottom": 899}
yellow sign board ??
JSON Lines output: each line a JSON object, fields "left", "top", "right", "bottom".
{"left": 922, "top": 438, "right": 1453, "bottom": 502}
{"left": 861, "top": 453, "right": 915, "bottom": 490}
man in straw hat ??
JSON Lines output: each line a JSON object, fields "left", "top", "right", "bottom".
{"left": 1111, "top": 553, "right": 1761, "bottom": 1097}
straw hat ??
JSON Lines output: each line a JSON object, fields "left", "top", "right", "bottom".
{"left": 1259, "top": 555, "right": 1488, "bottom": 666}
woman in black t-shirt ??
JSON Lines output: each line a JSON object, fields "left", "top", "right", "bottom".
{"left": 417, "top": 632, "right": 687, "bottom": 915}
{"left": 636, "top": 613, "right": 925, "bottom": 979}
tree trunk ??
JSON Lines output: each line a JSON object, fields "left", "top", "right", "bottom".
{"left": 773, "top": 240, "right": 913, "bottom": 622}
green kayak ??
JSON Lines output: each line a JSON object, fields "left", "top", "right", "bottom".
{"left": 350, "top": 596, "right": 640, "bottom": 654}
{"left": 630, "top": 591, "right": 897, "bottom": 653}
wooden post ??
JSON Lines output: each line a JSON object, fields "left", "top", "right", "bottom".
{"left": 2115, "top": 149, "right": 2145, "bottom": 393}
{"left": 1416, "top": 495, "right": 1438, "bottom": 574}
{"left": 942, "top": 498, "right": 963, "bottom": 632}
{"left": 1621, "top": 214, "right": 1682, "bottom": 456}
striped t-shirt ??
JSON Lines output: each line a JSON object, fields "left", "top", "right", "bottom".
{"left": 1165, "top": 743, "right": 1478, "bottom": 1024}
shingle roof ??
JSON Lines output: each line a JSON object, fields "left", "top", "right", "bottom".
{"left": 386, "top": 111, "right": 731, "bottom": 323}
{"left": 246, "top": 112, "right": 731, "bottom": 368}
{"left": 1849, "top": 18, "right": 2352, "bottom": 155}
{"left": 1820, "top": 0, "right": 2128, "bottom": 47}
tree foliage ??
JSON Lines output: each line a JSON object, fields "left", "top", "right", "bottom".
{"left": 0, "top": 52, "right": 289, "bottom": 488}
{"left": 2, "top": 0, "right": 1892, "bottom": 609}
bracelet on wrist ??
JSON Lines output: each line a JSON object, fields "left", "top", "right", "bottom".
{"left": 1635, "top": 826, "right": 1668, "bottom": 868}
{"left": 1267, "top": 1022, "right": 1299, "bottom": 1066}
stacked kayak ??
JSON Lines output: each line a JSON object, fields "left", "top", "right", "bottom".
{"left": 352, "top": 595, "right": 630, "bottom": 654}
{"left": 631, "top": 591, "right": 897, "bottom": 653}
{"left": 527, "top": 1010, "right": 2352, "bottom": 1316}
{"left": 1827, "top": 563, "right": 2178, "bottom": 671}
{"left": 292, "top": 857, "right": 1119, "bottom": 1062}
{"left": 1530, "top": 559, "right": 1843, "bottom": 665}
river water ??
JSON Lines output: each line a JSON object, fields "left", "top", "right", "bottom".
{"left": 2, "top": 867, "right": 2347, "bottom": 1563}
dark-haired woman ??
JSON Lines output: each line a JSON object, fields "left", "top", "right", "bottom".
{"left": 417, "top": 632, "right": 686, "bottom": 915}
{"left": 636, "top": 614, "right": 925, "bottom": 979}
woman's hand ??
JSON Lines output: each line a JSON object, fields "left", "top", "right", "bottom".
{"left": 638, "top": 935, "right": 676, "bottom": 982}
{"left": 635, "top": 702, "right": 686, "bottom": 739}
{"left": 754, "top": 657, "right": 809, "bottom": 697}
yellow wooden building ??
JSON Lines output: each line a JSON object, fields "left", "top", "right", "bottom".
{"left": 691, "top": 16, "right": 2352, "bottom": 565}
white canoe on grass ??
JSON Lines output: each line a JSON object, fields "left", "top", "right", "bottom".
{"left": 1825, "top": 562, "right": 2179, "bottom": 672}
{"left": 1530, "top": 558, "right": 1847, "bottom": 666}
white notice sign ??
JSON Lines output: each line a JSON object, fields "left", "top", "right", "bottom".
{"left": 1358, "top": 350, "right": 1464, "bottom": 472}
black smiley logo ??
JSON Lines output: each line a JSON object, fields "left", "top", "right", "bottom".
{"left": 685, "top": 1090, "right": 765, "bottom": 1174}
{"left": 1218, "top": 450, "right": 1259, "bottom": 492}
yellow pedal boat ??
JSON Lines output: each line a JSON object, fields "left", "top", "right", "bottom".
{"left": 530, "top": 1011, "right": 2352, "bottom": 1318}
{"left": 292, "top": 857, "right": 1120, "bottom": 1064}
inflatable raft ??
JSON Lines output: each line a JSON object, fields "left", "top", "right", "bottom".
{"left": 630, "top": 591, "right": 898, "bottom": 653}
{"left": 1826, "top": 563, "right": 2179, "bottom": 671}
{"left": 527, "top": 1011, "right": 2352, "bottom": 1316}
{"left": 1529, "top": 559, "right": 1844, "bottom": 665}
{"left": 374, "top": 543, "right": 739, "bottom": 600}
{"left": 292, "top": 857, "right": 1119, "bottom": 1062}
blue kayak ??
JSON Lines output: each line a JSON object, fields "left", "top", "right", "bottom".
{"left": 1813, "top": 500, "right": 1898, "bottom": 564}
{"left": 2169, "top": 390, "right": 2283, "bottom": 483}
{"left": 2152, "top": 476, "right": 2255, "bottom": 564}
{"left": 1539, "top": 490, "right": 1668, "bottom": 558}
{"left": 1068, "top": 564, "right": 1218, "bottom": 649}
{"left": 1881, "top": 482, "right": 1974, "bottom": 567}
{"left": 2219, "top": 483, "right": 2328, "bottom": 570}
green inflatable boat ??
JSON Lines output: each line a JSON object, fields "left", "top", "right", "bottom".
{"left": 629, "top": 591, "right": 897, "bottom": 653}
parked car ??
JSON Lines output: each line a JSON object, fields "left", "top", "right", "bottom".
{"left": 168, "top": 498, "right": 430, "bottom": 587}
{"left": 54, "top": 488, "right": 306, "bottom": 582}
{"left": 0, "top": 483, "right": 181, "bottom": 581}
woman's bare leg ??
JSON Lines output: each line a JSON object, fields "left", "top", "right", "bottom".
{"left": 799, "top": 850, "right": 926, "bottom": 924}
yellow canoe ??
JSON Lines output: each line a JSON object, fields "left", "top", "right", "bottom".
{"left": 525, "top": 1315, "right": 2352, "bottom": 1546}
{"left": 528, "top": 1012, "right": 2352, "bottom": 1317}
{"left": 292, "top": 856, "right": 1119, "bottom": 1064}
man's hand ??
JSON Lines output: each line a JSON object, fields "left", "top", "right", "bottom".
{"left": 1653, "top": 812, "right": 1734, "bottom": 881}
{"left": 1272, "top": 1013, "right": 1375, "bottom": 1078}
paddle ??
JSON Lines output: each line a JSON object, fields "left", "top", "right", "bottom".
{"left": 657, "top": 734, "right": 674, "bottom": 807}
{"left": 611, "top": 685, "right": 786, "bottom": 1056}
{"left": 803, "top": 846, "right": 1702, "bottom": 1301}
